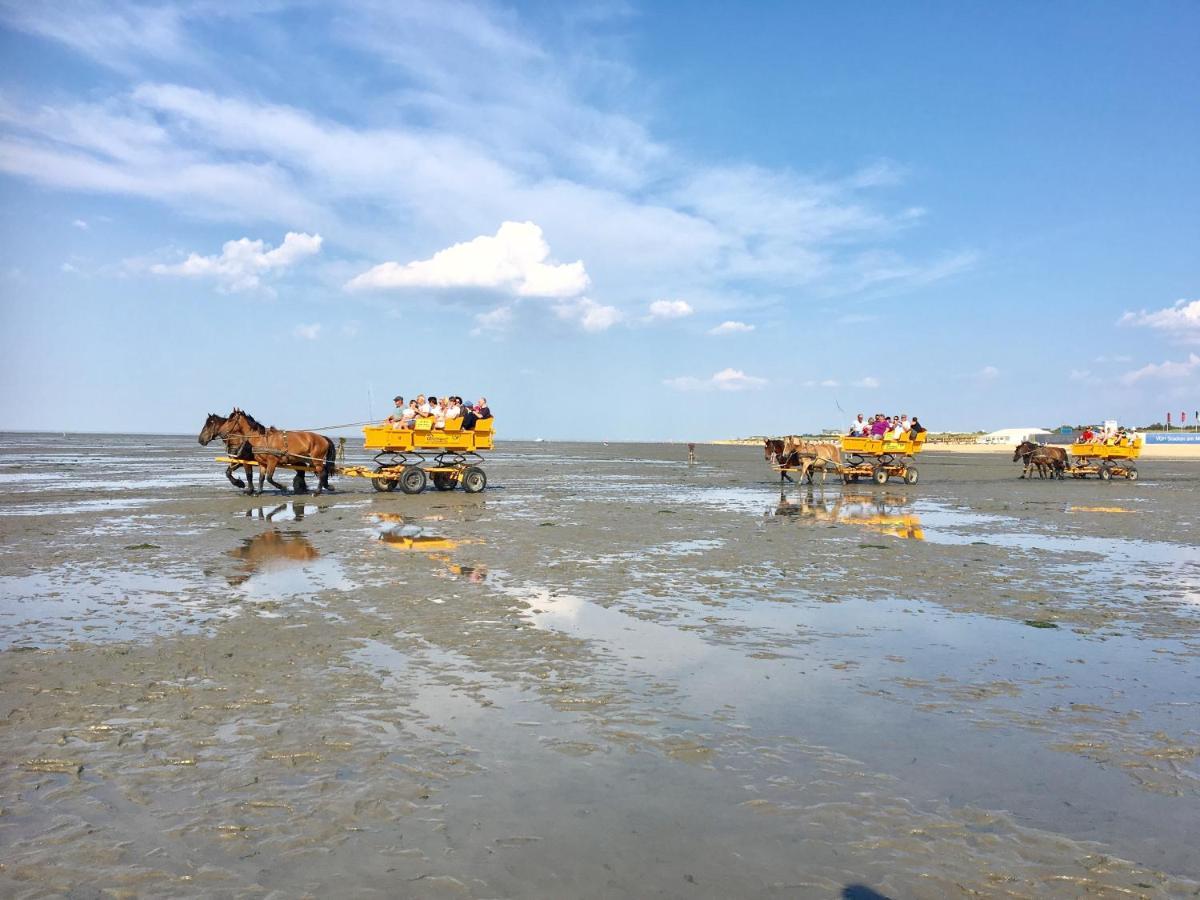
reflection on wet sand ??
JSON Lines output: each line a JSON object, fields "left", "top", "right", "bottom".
{"left": 245, "top": 501, "right": 317, "bottom": 521}
{"left": 226, "top": 530, "right": 319, "bottom": 585}
{"left": 774, "top": 490, "right": 924, "bottom": 540}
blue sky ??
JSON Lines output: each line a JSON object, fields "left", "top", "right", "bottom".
{"left": 1, "top": 1, "right": 1197, "bottom": 439}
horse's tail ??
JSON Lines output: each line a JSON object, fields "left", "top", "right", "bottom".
{"left": 323, "top": 437, "right": 336, "bottom": 483}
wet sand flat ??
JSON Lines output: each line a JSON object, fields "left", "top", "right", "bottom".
{"left": 1, "top": 433, "right": 1198, "bottom": 898}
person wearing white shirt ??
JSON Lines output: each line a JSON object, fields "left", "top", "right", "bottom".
{"left": 849, "top": 414, "right": 867, "bottom": 436}
{"left": 898, "top": 415, "right": 911, "bottom": 436}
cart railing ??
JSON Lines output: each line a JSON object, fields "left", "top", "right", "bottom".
{"left": 363, "top": 417, "right": 495, "bottom": 453}
{"left": 840, "top": 431, "right": 927, "bottom": 457}
{"left": 1069, "top": 436, "right": 1142, "bottom": 460}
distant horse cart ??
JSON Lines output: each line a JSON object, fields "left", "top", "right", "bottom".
{"left": 765, "top": 432, "right": 927, "bottom": 486}
{"left": 1014, "top": 437, "right": 1142, "bottom": 481}
{"left": 199, "top": 410, "right": 495, "bottom": 495}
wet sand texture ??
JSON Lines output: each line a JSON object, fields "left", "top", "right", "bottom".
{"left": 1, "top": 434, "right": 1198, "bottom": 898}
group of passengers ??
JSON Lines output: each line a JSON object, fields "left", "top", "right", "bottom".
{"left": 385, "top": 394, "right": 492, "bottom": 431}
{"left": 848, "top": 413, "right": 926, "bottom": 440}
{"left": 1078, "top": 426, "right": 1134, "bottom": 446}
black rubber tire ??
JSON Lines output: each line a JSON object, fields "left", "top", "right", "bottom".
{"left": 872, "top": 466, "right": 888, "bottom": 486}
{"left": 1125, "top": 466, "right": 1138, "bottom": 481}
{"left": 461, "top": 466, "right": 487, "bottom": 494}
{"left": 903, "top": 467, "right": 919, "bottom": 485}
{"left": 371, "top": 467, "right": 398, "bottom": 492}
{"left": 1098, "top": 465, "right": 1112, "bottom": 481}
{"left": 399, "top": 466, "right": 427, "bottom": 494}
{"left": 432, "top": 472, "right": 457, "bottom": 491}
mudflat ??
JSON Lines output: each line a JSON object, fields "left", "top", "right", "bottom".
{"left": 1, "top": 434, "right": 1198, "bottom": 898}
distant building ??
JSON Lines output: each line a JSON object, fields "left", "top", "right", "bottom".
{"left": 977, "top": 427, "right": 1053, "bottom": 445}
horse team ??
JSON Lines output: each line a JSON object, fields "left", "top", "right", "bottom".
{"left": 764, "top": 437, "right": 844, "bottom": 484}
{"left": 1012, "top": 441, "right": 1069, "bottom": 480}
{"left": 199, "top": 409, "right": 336, "bottom": 496}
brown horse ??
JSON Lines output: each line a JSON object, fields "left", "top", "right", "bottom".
{"left": 199, "top": 409, "right": 336, "bottom": 495}
{"left": 199, "top": 412, "right": 255, "bottom": 490}
{"left": 1013, "top": 441, "right": 1066, "bottom": 480}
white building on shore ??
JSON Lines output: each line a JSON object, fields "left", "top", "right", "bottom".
{"left": 977, "top": 427, "right": 1054, "bottom": 445}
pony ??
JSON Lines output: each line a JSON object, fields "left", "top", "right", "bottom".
{"left": 1013, "top": 441, "right": 1066, "bottom": 480}
{"left": 198, "top": 409, "right": 336, "bottom": 495}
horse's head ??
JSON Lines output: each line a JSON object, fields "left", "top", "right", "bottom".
{"left": 199, "top": 412, "right": 226, "bottom": 446}
{"left": 1013, "top": 441, "right": 1033, "bottom": 462}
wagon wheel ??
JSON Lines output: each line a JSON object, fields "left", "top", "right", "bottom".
{"left": 432, "top": 472, "right": 458, "bottom": 491}
{"left": 1125, "top": 465, "right": 1138, "bottom": 481}
{"left": 872, "top": 465, "right": 889, "bottom": 486}
{"left": 1098, "top": 463, "right": 1112, "bottom": 481}
{"left": 400, "top": 465, "right": 428, "bottom": 494}
{"left": 903, "top": 466, "right": 919, "bottom": 485}
{"left": 371, "top": 466, "right": 398, "bottom": 492}
{"left": 461, "top": 466, "right": 487, "bottom": 494}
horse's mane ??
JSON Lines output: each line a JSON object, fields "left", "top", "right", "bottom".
{"left": 231, "top": 407, "right": 268, "bottom": 433}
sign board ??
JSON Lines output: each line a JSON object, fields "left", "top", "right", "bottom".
{"left": 1144, "top": 432, "right": 1200, "bottom": 444}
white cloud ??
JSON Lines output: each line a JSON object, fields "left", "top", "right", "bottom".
{"left": 852, "top": 376, "right": 880, "bottom": 389}
{"left": 665, "top": 368, "right": 768, "bottom": 392}
{"left": 0, "top": 2, "right": 194, "bottom": 73}
{"left": 72, "top": 218, "right": 88, "bottom": 230}
{"left": 1068, "top": 368, "right": 1093, "bottom": 382}
{"left": 1120, "top": 353, "right": 1200, "bottom": 385}
{"left": 1094, "top": 354, "right": 1132, "bottom": 364}
{"left": 1120, "top": 299, "right": 1200, "bottom": 343}
{"left": 976, "top": 365, "right": 1000, "bottom": 380}
{"left": 293, "top": 323, "right": 322, "bottom": 340}
{"left": 471, "top": 304, "right": 514, "bottom": 336}
{"left": 150, "top": 232, "right": 322, "bottom": 293}
{"left": 346, "top": 221, "right": 588, "bottom": 298}
{"left": 708, "top": 320, "right": 755, "bottom": 335}
{"left": 820, "top": 379, "right": 840, "bottom": 388}
{"left": 647, "top": 299, "right": 693, "bottom": 320}
{"left": 0, "top": 4, "right": 974, "bottom": 325}
{"left": 61, "top": 261, "right": 78, "bottom": 273}
{"left": 555, "top": 297, "right": 622, "bottom": 332}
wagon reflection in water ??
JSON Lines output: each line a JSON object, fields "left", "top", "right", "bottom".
{"left": 773, "top": 490, "right": 925, "bottom": 540}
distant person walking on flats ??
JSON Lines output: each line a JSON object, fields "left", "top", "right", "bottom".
{"left": 688, "top": 443, "right": 696, "bottom": 464}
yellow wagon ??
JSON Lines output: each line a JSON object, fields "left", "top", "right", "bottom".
{"left": 342, "top": 417, "right": 496, "bottom": 494}
{"left": 1065, "top": 436, "right": 1142, "bottom": 481}
{"left": 839, "top": 432, "right": 927, "bottom": 485}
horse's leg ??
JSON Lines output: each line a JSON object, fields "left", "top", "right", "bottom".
{"left": 265, "top": 460, "right": 288, "bottom": 493}
{"left": 224, "top": 464, "right": 245, "bottom": 489}
{"left": 243, "top": 461, "right": 256, "bottom": 495}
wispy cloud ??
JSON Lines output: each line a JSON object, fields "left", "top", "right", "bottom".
{"left": 0, "top": 2, "right": 975, "bottom": 325}
{"left": 345, "top": 221, "right": 588, "bottom": 298}
{"left": 471, "top": 304, "right": 514, "bottom": 336}
{"left": 708, "top": 320, "right": 754, "bottom": 335}
{"left": 555, "top": 297, "right": 622, "bottom": 332}
{"left": 293, "top": 323, "right": 322, "bottom": 341}
{"left": 1120, "top": 299, "right": 1200, "bottom": 344}
{"left": 0, "top": 1, "right": 195, "bottom": 73}
{"left": 976, "top": 365, "right": 1000, "bottom": 380}
{"left": 852, "top": 376, "right": 880, "bottom": 389}
{"left": 1120, "top": 353, "right": 1200, "bottom": 385}
{"left": 72, "top": 218, "right": 89, "bottom": 230}
{"left": 665, "top": 368, "right": 768, "bottom": 392}
{"left": 647, "top": 299, "right": 693, "bottom": 320}
{"left": 149, "top": 232, "right": 322, "bottom": 293}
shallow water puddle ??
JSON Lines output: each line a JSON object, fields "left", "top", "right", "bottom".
{"left": 228, "top": 531, "right": 356, "bottom": 600}
{"left": 0, "top": 567, "right": 218, "bottom": 647}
